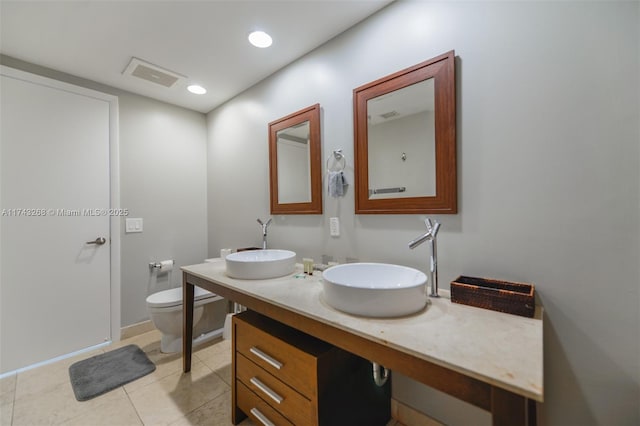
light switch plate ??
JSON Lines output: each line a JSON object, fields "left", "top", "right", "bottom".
{"left": 125, "top": 218, "right": 143, "bottom": 233}
{"left": 329, "top": 217, "right": 340, "bottom": 237}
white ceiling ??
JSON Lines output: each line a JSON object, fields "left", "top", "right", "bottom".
{"left": 0, "top": 1, "right": 393, "bottom": 113}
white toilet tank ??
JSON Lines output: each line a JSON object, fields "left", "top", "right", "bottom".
{"left": 146, "top": 286, "right": 218, "bottom": 311}
{"left": 146, "top": 286, "right": 226, "bottom": 352}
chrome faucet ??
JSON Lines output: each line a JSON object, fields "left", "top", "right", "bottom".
{"left": 257, "top": 218, "right": 272, "bottom": 249}
{"left": 408, "top": 218, "right": 441, "bottom": 297}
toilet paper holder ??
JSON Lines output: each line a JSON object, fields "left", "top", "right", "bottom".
{"left": 149, "top": 260, "right": 174, "bottom": 270}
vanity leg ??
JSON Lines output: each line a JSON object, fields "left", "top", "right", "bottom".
{"left": 527, "top": 398, "right": 537, "bottom": 426}
{"left": 183, "top": 277, "right": 194, "bottom": 373}
{"left": 230, "top": 316, "right": 246, "bottom": 425}
{"left": 491, "top": 386, "right": 530, "bottom": 426}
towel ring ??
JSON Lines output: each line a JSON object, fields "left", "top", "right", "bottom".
{"left": 326, "top": 149, "right": 346, "bottom": 172}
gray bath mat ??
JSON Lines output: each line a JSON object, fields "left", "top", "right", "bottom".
{"left": 69, "top": 344, "right": 155, "bottom": 401}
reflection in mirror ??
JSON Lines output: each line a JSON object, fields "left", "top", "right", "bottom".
{"left": 277, "top": 121, "right": 311, "bottom": 203}
{"left": 367, "top": 78, "right": 435, "bottom": 199}
{"left": 354, "top": 50, "right": 456, "bottom": 214}
{"left": 269, "top": 104, "right": 322, "bottom": 214}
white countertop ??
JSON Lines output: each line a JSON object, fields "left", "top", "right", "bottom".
{"left": 183, "top": 259, "right": 543, "bottom": 402}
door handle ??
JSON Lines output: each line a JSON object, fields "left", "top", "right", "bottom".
{"left": 86, "top": 237, "right": 106, "bottom": 245}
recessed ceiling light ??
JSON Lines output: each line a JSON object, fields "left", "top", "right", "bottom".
{"left": 187, "top": 84, "right": 207, "bottom": 95}
{"left": 248, "top": 31, "right": 272, "bottom": 48}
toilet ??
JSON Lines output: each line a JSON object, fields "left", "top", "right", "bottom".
{"left": 146, "top": 286, "right": 225, "bottom": 353}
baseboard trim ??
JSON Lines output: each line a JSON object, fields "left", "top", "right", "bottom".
{"left": 391, "top": 398, "right": 443, "bottom": 426}
{"left": 120, "top": 320, "right": 155, "bottom": 340}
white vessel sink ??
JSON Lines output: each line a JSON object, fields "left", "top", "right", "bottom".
{"left": 321, "top": 262, "right": 428, "bottom": 317}
{"left": 225, "top": 249, "right": 296, "bottom": 280}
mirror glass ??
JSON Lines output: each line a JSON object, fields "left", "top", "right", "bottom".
{"left": 269, "top": 104, "right": 322, "bottom": 214}
{"left": 354, "top": 51, "right": 456, "bottom": 214}
{"left": 276, "top": 121, "right": 311, "bottom": 203}
{"left": 367, "top": 78, "right": 435, "bottom": 199}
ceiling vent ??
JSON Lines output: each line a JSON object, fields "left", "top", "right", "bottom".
{"left": 122, "top": 57, "right": 187, "bottom": 88}
{"left": 380, "top": 110, "right": 400, "bottom": 120}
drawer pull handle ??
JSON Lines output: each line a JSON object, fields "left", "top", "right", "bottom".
{"left": 250, "top": 377, "right": 284, "bottom": 404}
{"left": 250, "top": 408, "right": 275, "bottom": 426}
{"left": 249, "top": 346, "right": 283, "bottom": 370}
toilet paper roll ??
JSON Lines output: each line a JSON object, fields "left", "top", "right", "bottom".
{"left": 158, "top": 260, "right": 174, "bottom": 273}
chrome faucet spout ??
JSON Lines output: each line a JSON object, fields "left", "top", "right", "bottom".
{"left": 409, "top": 219, "right": 441, "bottom": 297}
{"left": 428, "top": 237, "right": 438, "bottom": 297}
{"left": 257, "top": 218, "right": 272, "bottom": 249}
{"left": 408, "top": 232, "right": 430, "bottom": 249}
{"left": 431, "top": 222, "right": 441, "bottom": 238}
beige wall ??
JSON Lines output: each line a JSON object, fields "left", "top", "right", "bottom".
{"left": 206, "top": 2, "right": 639, "bottom": 425}
{"left": 118, "top": 92, "right": 207, "bottom": 325}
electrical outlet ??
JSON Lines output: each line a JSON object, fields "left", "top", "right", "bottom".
{"left": 329, "top": 217, "right": 340, "bottom": 237}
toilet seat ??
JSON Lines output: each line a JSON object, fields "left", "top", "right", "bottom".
{"left": 146, "top": 287, "right": 218, "bottom": 309}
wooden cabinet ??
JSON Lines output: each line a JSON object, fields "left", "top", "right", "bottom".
{"left": 232, "top": 310, "right": 390, "bottom": 426}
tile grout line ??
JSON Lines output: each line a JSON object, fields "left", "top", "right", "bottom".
{"left": 10, "top": 374, "right": 17, "bottom": 426}
{"left": 122, "top": 385, "right": 145, "bottom": 426}
{"left": 181, "top": 362, "right": 221, "bottom": 422}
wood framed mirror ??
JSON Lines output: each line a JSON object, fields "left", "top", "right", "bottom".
{"left": 354, "top": 51, "right": 456, "bottom": 214}
{"left": 269, "top": 104, "right": 322, "bottom": 214}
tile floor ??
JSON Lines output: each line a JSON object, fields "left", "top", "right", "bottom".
{"left": 1, "top": 330, "right": 248, "bottom": 426}
{"left": 1, "top": 329, "right": 403, "bottom": 426}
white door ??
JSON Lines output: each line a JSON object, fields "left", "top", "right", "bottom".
{"left": 1, "top": 70, "right": 113, "bottom": 373}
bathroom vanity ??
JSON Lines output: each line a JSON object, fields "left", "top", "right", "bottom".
{"left": 182, "top": 259, "right": 543, "bottom": 426}
{"left": 233, "top": 310, "right": 390, "bottom": 425}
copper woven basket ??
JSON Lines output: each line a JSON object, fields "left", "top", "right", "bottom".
{"left": 450, "top": 276, "right": 535, "bottom": 318}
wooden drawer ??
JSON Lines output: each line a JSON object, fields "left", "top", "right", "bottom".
{"left": 236, "top": 381, "right": 294, "bottom": 426}
{"left": 232, "top": 310, "right": 391, "bottom": 426}
{"left": 237, "top": 353, "right": 314, "bottom": 426}
{"left": 234, "top": 311, "right": 333, "bottom": 398}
